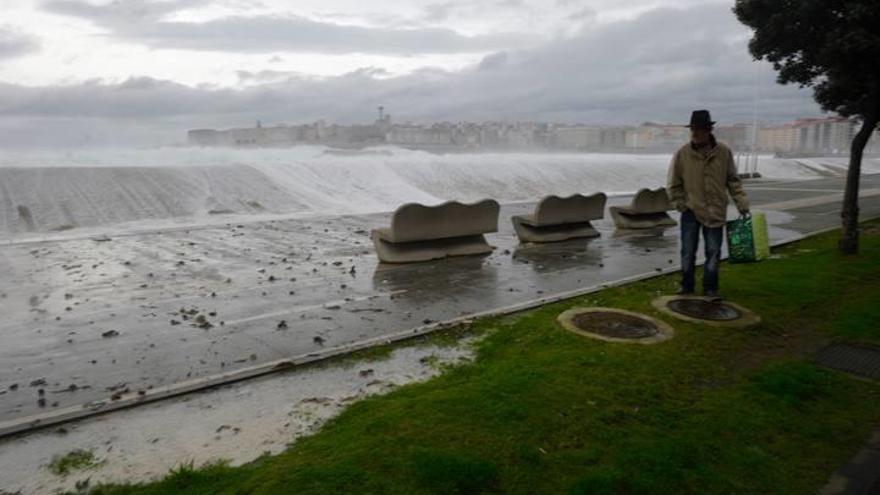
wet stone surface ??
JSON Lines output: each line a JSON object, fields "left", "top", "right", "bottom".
{"left": 571, "top": 311, "right": 659, "bottom": 339}
{"left": 666, "top": 299, "right": 742, "bottom": 321}
{"left": 0, "top": 177, "right": 870, "bottom": 426}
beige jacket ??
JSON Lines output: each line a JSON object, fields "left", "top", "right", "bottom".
{"left": 666, "top": 140, "right": 749, "bottom": 228}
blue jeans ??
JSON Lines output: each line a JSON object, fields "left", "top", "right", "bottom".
{"left": 680, "top": 209, "right": 723, "bottom": 292}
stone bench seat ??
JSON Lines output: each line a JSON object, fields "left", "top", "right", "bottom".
{"left": 609, "top": 187, "right": 677, "bottom": 229}
{"left": 372, "top": 199, "right": 500, "bottom": 263}
{"left": 512, "top": 193, "right": 607, "bottom": 243}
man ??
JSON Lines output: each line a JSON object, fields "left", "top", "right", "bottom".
{"left": 667, "top": 110, "right": 750, "bottom": 300}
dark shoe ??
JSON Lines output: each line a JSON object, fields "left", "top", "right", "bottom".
{"left": 703, "top": 290, "right": 722, "bottom": 301}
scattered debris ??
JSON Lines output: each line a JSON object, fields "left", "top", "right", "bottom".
{"left": 194, "top": 314, "right": 213, "bottom": 330}
{"left": 105, "top": 382, "right": 128, "bottom": 392}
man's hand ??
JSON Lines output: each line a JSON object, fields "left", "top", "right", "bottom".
{"left": 738, "top": 207, "right": 750, "bottom": 216}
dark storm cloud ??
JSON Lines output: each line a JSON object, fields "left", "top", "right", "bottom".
{"left": 0, "top": 27, "right": 40, "bottom": 59}
{"left": 3, "top": 2, "right": 821, "bottom": 147}
{"left": 42, "top": 0, "right": 536, "bottom": 54}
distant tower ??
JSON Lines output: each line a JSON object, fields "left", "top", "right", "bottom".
{"left": 256, "top": 120, "right": 262, "bottom": 128}
{"left": 378, "top": 106, "right": 384, "bottom": 122}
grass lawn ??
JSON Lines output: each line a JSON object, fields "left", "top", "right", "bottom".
{"left": 92, "top": 220, "right": 880, "bottom": 495}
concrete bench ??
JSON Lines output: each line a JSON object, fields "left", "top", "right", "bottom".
{"left": 609, "top": 188, "right": 677, "bottom": 229}
{"left": 371, "top": 199, "right": 500, "bottom": 263}
{"left": 511, "top": 193, "right": 607, "bottom": 243}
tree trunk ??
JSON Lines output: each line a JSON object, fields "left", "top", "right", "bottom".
{"left": 839, "top": 114, "right": 878, "bottom": 255}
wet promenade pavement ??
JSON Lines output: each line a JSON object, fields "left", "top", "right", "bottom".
{"left": 2, "top": 174, "right": 879, "bottom": 433}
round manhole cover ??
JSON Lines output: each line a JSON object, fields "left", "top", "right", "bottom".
{"left": 557, "top": 307, "right": 673, "bottom": 344}
{"left": 666, "top": 299, "right": 742, "bottom": 321}
{"left": 652, "top": 296, "right": 760, "bottom": 328}
{"left": 571, "top": 311, "right": 659, "bottom": 339}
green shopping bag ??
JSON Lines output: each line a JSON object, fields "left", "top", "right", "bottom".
{"left": 726, "top": 212, "right": 769, "bottom": 263}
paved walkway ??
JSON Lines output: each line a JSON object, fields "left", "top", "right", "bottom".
{"left": 1, "top": 174, "right": 880, "bottom": 436}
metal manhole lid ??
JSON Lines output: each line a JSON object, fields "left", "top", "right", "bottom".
{"left": 815, "top": 343, "right": 880, "bottom": 380}
{"left": 651, "top": 296, "right": 760, "bottom": 328}
{"left": 557, "top": 307, "right": 673, "bottom": 345}
{"left": 571, "top": 311, "right": 659, "bottom": 339}
{"left": 666, "top": 298, "right": 742, "bottom": 321}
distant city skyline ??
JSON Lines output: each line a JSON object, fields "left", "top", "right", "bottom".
{"left": 189, "top": 114, "right": 870, "bottom": 156}
{"left": 0, "top": 1, "right": 826, "bottom": 147}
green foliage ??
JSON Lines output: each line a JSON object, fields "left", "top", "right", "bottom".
{"left": 161, "top": 461, "right": 234, "bottom": 490}
{"left": 280, "top": 462, "right": 369, "bottom": 492}
{"left": 48, "top": 449, "right": 102, "bottom": 476}
{"left": 823, "top": 286, "right": 880, "bottom": 344}
{"left": 751, "top": 361, "right": 830, "bottom": 406}
{"left": 89, "top": 461, "right": 252, "bottom": 495}
{"left": 568, "top": 467, "right": 625, "bottom": 495}
{"left": 410, "top": 449, "right": 499, "bottom": 495}
{"left": 733, "top": 0, "right": 880, "bottom": 119}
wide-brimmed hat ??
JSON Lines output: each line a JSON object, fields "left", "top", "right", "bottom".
{"left": 686, "top": 109, "right": 715, "bottom": 128}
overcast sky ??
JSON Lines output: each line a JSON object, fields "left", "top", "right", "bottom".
{"left": 0, "top": 0, "right": 824, "bottom": 147}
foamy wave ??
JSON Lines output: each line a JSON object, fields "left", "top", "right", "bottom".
{"left": 0, "top": 147, "right": 875, "bottom": 234}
